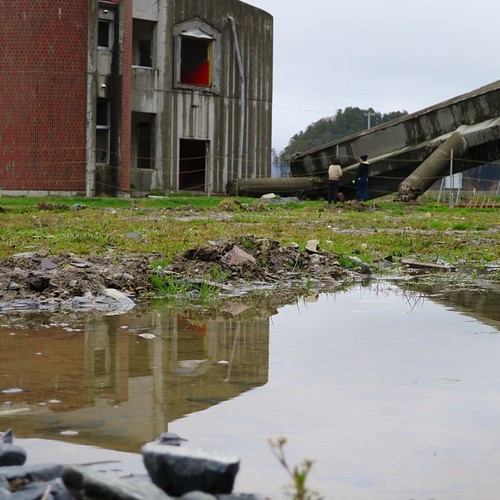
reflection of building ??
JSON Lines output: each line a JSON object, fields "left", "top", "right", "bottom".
{"left": 0, "top": 310, "right": 269, "bottom": 451}
{"left": 0, "top": 0, "right": 273, "bottom": 196}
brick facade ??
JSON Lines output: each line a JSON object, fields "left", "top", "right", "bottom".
{"left": 119, "top": 0, "right": 132, "bottom": 195}
{"left": 0, "top": 2, "right": 88, "bottom": 192}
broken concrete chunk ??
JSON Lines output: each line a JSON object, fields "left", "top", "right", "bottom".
{"left": 305, "top": 239, "right": 320, "bottom": 254}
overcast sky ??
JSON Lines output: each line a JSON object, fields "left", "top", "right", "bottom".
{"left": 247, "top": 0, "right": 500, "bottom": 152}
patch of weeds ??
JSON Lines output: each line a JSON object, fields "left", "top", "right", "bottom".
{"left": 238, "top": 237, "right": 258, "bottom": 251}
{"left": 269, "top": 436, "right": 322, "bottom": 500}
{"left": 209, "top": 265, "right": 229, "bottom": 282}
{"left": 151, "top": 266, "right": 221, "bottom": 305}
{"left": 151, "top": 271, "right": 190, "bottom": 297}
{"left": 197, "top": 281, "right": 221, "bottom": 304}
{"left": 451, "top": 222, "right": 470, "bottom": 230}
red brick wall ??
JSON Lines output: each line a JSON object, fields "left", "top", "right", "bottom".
{"left": 0, "top": 2, "right": 88, "bottom": 192}
{"left": 119, "top": 0, "right": 132, "bottom": 194}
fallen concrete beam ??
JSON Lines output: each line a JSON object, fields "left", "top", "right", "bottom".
{"left": 396, "top": 132, "right": 468, "bottom": 201}
{"left": 226, "top": 176, "right": 326, "bottom": 198}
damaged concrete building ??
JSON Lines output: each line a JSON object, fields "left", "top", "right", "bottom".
{"left": 0, "top": 0, "right": 273, "bottom": 196}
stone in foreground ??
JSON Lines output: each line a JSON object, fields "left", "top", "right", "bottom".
{"left": 0, "top": 442, "right": 27, "bottom": 467}
{"left": 62, "top": 465, "right": 170, "bottom": 500}
{"left": 142, "top": 442, "right": 240, "bottom": 496}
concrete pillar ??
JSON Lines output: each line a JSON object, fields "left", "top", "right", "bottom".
{"left": 397, "top": 132, "right": 468, "bottom": 201}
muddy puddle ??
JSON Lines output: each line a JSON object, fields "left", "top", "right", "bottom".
{"left": 1, "top": 280, "right": 500, "bottom": 499}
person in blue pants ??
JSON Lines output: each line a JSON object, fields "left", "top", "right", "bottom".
{"left": 356, "top": 154, "right": 369, "bottom": 201}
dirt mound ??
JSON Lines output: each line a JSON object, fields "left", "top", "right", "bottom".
{"left": 0, "top": 237, "right": 364, "bottom": 314}
{"left": 169, "top": 235, "right": 356, "bottom": 285}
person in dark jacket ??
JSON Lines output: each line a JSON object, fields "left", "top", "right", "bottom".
{"left": 356, "top": 154, "right": 369, "bottom": 201}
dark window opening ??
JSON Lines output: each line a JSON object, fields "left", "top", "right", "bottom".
{"left": 96, "top": 100, "right": 110, "bottom": 164}
{"left": 133, "top": 19, "right": 155, "bottom": 67}
{"left": 179, "top": 139, "right": 207, "bottom": 191}
{"left": 138, "top": 40, "right": 152, "bottom": 67}
{"left": 98, "top": 20, "right": 112, "bottom": 49}
{"left": 137, "top": 122, "right": 154, "bottom": 169}
{"left": 181, "top": 37, "right": 211, "bottom": 86}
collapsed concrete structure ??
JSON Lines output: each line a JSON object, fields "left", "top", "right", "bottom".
{"left": 229, "top": 80, "right": 500, "bottom": 200}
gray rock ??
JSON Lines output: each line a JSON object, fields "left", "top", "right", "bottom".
{"left": 40, "top": 258, "right": 58, "bottom": 271}
{"left": 6, "top": 282, "right": 20, "bottom": 291}
{"left": 95, "top": 289, "right": 135, "bottom": 313}
{"left": 0, "top": 463, "right": 63, "bottom": 483}
{"left": 0, "top": 299, "right": 39, "bottom": 313}
{"left": 224, "top": 247, "right": 256, "bottom": 267}
{"left": 71, "top": 296, "right": 94, "bottom": 309}
{"left": 72, "top": 289, "right": 135, "bottom": 313}
{"left": 309, "top": 254, "right": 322, "bottom": 265}
{"left": 0, "top": 443, "right": 27, "bottom": 467}
{"left": 0, "top": 430, "right": 12, "bottom": 445}
{"left": 125, "top": 232, "right": 142, "bottom": 241}
{"left": 62, "top": 465, "right": 170, "bottom": 500}
{"left": 142, "top": 442, "right": 239, "bottom": 497}
{"left": 348, "top": 256, "right": 372, "bottom": 275}
{"left": 12, "top": 253, "right": 36, "bottom": 259}
{"left": 157, "top": 432, "right": 187, "bottom": 447}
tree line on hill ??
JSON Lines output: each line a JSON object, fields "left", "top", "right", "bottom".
{"left": 278, "top": 107, "right": 408, "bottom": 161}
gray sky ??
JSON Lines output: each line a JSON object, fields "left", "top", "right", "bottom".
{"left": 247, "top": 0, "right": 500, "bottom": 152}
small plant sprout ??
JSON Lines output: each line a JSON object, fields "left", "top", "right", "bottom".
{"left": 268, "top": 436, "right": 322, "bottom": 500}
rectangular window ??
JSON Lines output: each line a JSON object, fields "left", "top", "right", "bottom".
{"left": 96, "top": 101, "right": 110, "bottom": 164}
{"left": 133, "top": 20, "right": 155, "bottom": 68}
{"left": 180, "top": 35, "right": 212, "bottom": 86}
{"left": 98, "top": 19, "right": 113, "bottom": 50}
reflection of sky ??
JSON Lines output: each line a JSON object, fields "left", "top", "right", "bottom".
{"left": 172, "top": 283, "right": 500, "bottom": 499}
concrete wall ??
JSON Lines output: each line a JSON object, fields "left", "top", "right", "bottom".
{"left": 130, "top": 0, "right": 273, "bottom": 194}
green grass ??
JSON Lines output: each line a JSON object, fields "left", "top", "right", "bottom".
{"left": 1, "top": 194, "right": 498, "bottom": 269}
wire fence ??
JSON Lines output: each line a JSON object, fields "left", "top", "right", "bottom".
{"left": 1, "top": 147, "right": 499, "bottom": 198}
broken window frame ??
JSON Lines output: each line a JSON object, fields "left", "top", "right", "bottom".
{"left": 173, "top": 18, "right": 221, "bottom": 92}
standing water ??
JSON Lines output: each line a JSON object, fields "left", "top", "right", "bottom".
{"left": 1, "top": 280, "right": 499, "bottom": 499}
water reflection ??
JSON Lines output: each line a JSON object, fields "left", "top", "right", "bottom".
{"left": 0, "top": 307, "right": 270, "bottom": 451}
{"left": 1, "top": 281, "right": 500, "bottom": 498}
{"left": 396, "top": 277, "right": 500, "bottom": 331}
